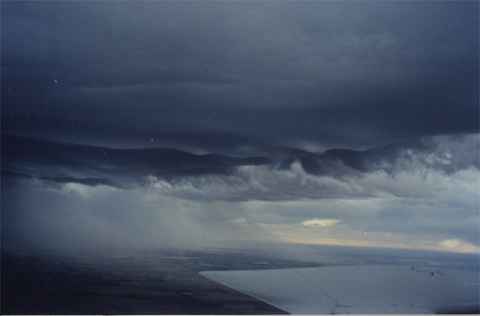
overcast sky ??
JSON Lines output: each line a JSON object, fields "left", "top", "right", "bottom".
{"left": 3, "top": 0, "right": 478, "bottom": 149}
{"left": 2, "top": 1, "right": 479, "bottom": 255}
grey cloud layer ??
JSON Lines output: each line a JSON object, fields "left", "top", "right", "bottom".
{"left": 2, "top": 1, "right": 479, "bottom": 254}
{"left": 4, "top": 134, "right": 479, "bottom": 253}
{"left": 2, "top": 1, "right": 478, "bottom": 148}
{"left": 4, "top": 134, "right": 478, "bottom": 198}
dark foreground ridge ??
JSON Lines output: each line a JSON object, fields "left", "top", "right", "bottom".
{"left": 1, "top": 248, "right": 317, "bottom": 314}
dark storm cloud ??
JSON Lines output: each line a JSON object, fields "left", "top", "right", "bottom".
{"left": 1, "top": 134, "right": 270, "bottom": 189}
{"left": 2, "top": 1, "right": 478, "bottom": 149}
{"left": 3, "top": 133, "right": 479, "bottom": 253}
{"left": 2, "top": 1, "right": 479, "bottom": 254}
{"left": 3, "top": 133, "right": 478, "bottom": 198}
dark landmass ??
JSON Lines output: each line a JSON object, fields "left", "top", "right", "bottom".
{"left": 1, "top": 248, "right": 317, "bottom": 314}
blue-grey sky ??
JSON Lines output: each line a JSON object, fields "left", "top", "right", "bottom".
{"left": 2, "top": 0, "right": 478, "bottom": 149}
{"left": 2, "top": 1, "right": 479, "bottom": 254}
